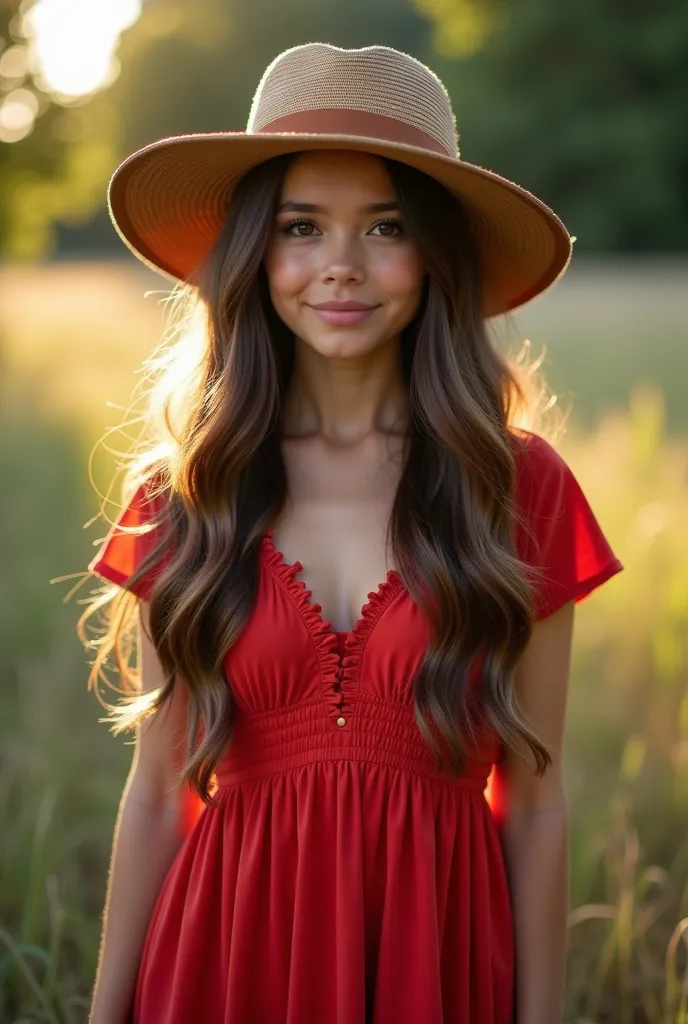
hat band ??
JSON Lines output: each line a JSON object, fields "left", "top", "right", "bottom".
{"left": 252, "top": 108, "right": 452, "bottom": 158}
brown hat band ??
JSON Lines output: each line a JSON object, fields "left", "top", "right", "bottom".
{"left": 254, "top": 109, "right": 451, "bottom": 157}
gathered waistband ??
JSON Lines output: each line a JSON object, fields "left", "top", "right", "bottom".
{"left": 213, "top": 693, "right": 491, "bottom": 790}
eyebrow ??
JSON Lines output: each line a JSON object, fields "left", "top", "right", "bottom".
{"left": 276, "top": 200, "right": 400, "bottom": 214}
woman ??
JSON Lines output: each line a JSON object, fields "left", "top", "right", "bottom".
{"left": 79, "top": 42, "right": 623, "bottom": 1024}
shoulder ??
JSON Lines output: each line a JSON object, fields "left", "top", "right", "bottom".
{"left": 509, "top": 426, "right": 567, "bottom": 473}
{"left": 509, "top": 427, "right": 571, "bottom": 508}
{"left": 87, "top": 469, "right": 173, "bottom": 600}
{"left": 507, "top": 427, "right": 624, "bottom": 618}
{"left": 126, "top": 470, "right": 171, "bottom": 523}
{"left": 507, "top": 427, "right": 585, "bottom": 568}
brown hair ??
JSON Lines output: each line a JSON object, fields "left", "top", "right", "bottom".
{"left": 77, "top": 151, "right": 566, "bottom": 807}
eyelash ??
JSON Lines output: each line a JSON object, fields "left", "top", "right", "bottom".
{"left": 280, "top": 217, "right": 405, "bottom": 238}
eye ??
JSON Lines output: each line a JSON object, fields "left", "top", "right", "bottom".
{"left": 279, "top": 217, "right": 406, "bottom": 238}
{"left": 369, "top": 218, "right": 405, "bottom": 237}
{"left": 281, "top": 218, "right": 320, "bottom": 237}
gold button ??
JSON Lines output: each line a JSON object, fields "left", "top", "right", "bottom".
{"left": 336, "top": 716, "right": 346, "bottom": 727}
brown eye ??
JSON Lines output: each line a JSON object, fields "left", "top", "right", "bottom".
{"left": 282, "top": 219, "right": 318, "bottom": 237}
{"left": 370, "top": 219, "right": 405, "bottom": 237}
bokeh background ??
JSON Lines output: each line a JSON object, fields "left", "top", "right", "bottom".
{"left": 1, "top": 2, "right": 686, "bottom": 1021}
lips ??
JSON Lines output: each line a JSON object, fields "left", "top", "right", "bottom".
{"left": 308, "top": 305, "right": 378, "bottom": 326}
{"left": 311, "top": 302, "right": 378, "bottom": 311}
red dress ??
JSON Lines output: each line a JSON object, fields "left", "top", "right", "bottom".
{"left": 87, "top": 430, "right": 623, "bottom": 1023}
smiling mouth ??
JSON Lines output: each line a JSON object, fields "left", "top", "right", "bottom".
{"left": 307, "top": 305, "right": 380, "bottom": 325}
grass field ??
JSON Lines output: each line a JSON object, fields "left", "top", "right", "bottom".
{"left": 0, "top": 258, "right": 686, "bottom": 1022}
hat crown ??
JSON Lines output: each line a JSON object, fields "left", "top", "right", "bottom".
{"left": 246, "top": 42, "right": 460, "bottom": 159}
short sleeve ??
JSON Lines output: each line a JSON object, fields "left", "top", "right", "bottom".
{"left": 87, "top": 478, "right": 172, "bottom": 602}
{"left": 513, "top": 431, "right": 624, "bottom": 620}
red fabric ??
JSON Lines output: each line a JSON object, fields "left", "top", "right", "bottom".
{"left": 511, "top": 431, "right": 623, "bottom": 620}
{"left": 88, "top": 478, "right": 171, "bottom": 603}
{"left": 87, "top": 431, "right": 623, "bottom": 1023}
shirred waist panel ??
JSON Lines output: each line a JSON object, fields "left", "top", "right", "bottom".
{"left": 213, "top": 693, "right": 492, "bottom": 789}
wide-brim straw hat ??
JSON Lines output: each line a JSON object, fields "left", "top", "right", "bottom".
{"left": 108, "top": 42, "right": 573, "bottom": 318}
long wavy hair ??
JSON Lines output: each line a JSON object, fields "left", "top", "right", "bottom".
{"left": 77, "top": 150, "right": 567, "bottom": 808}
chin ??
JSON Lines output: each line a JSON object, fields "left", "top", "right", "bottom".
{"left": 312, "top": 333, "right": 381, "bottom": 355}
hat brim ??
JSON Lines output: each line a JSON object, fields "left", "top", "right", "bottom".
{"left": 108, "top": 131, "right": 572, "bottom": 318}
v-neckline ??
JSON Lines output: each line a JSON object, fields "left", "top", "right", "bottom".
{"left": 261, "top": 528, "right": 403, "bottom": 641}
{"left": 261, "top": 529, "right": 406, "bottom": 726}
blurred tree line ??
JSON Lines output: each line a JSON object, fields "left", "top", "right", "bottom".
{"left": 0, "top": 0, "right": 686, "bottom": 260}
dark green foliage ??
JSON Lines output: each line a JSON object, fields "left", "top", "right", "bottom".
{"left": 434, "top": 0, "right": 688, "bottom": 252}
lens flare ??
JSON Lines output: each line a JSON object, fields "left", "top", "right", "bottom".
{"left": 23, "top": 0, "right": 142, "bottom": 100}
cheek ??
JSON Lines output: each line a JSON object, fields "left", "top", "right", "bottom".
{"left": 377, "top": 248, "right": 425, "bottom": 302}
{"left": 263, "top": 246, "right": 309, "bottom": 298}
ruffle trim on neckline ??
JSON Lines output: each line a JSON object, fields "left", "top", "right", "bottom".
{"left": 261, "top": 529, "right": 404, "bottom": 722}
{"left": 336, "top": 570, "right": 404, "bottom": 720}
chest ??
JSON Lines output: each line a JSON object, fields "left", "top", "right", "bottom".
{"left": 269, "top": 435, "right": 406, "bottom": 633}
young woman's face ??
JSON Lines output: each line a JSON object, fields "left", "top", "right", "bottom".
{"left": 263, "top": 150, "right": 425, "bottom": 358}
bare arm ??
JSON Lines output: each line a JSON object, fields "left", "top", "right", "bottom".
{"left": 491, "top": 599, "right": 575, "bottom": 1024}
{"left": 89, "top": 603, "right": 190, "bottom": 1024}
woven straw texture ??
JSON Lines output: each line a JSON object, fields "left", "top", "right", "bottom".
{"left": 247, "top": 43, "right": 458, "bottom": 158}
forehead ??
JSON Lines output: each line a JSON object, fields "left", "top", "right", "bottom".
{"left": 278, "top": 150, "right": 395, "bottom": 200}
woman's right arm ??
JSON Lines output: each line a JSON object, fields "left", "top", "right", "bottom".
{"left": 89, "top": 602, "right": 191, "bottom": 1024}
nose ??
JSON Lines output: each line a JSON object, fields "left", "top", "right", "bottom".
{"left": 319, "top": 231, "right": 365, "bottom": 285}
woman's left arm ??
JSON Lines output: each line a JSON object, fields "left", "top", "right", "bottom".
{"left": 490, "top": 599, "right": 576, "bottom": 1024}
